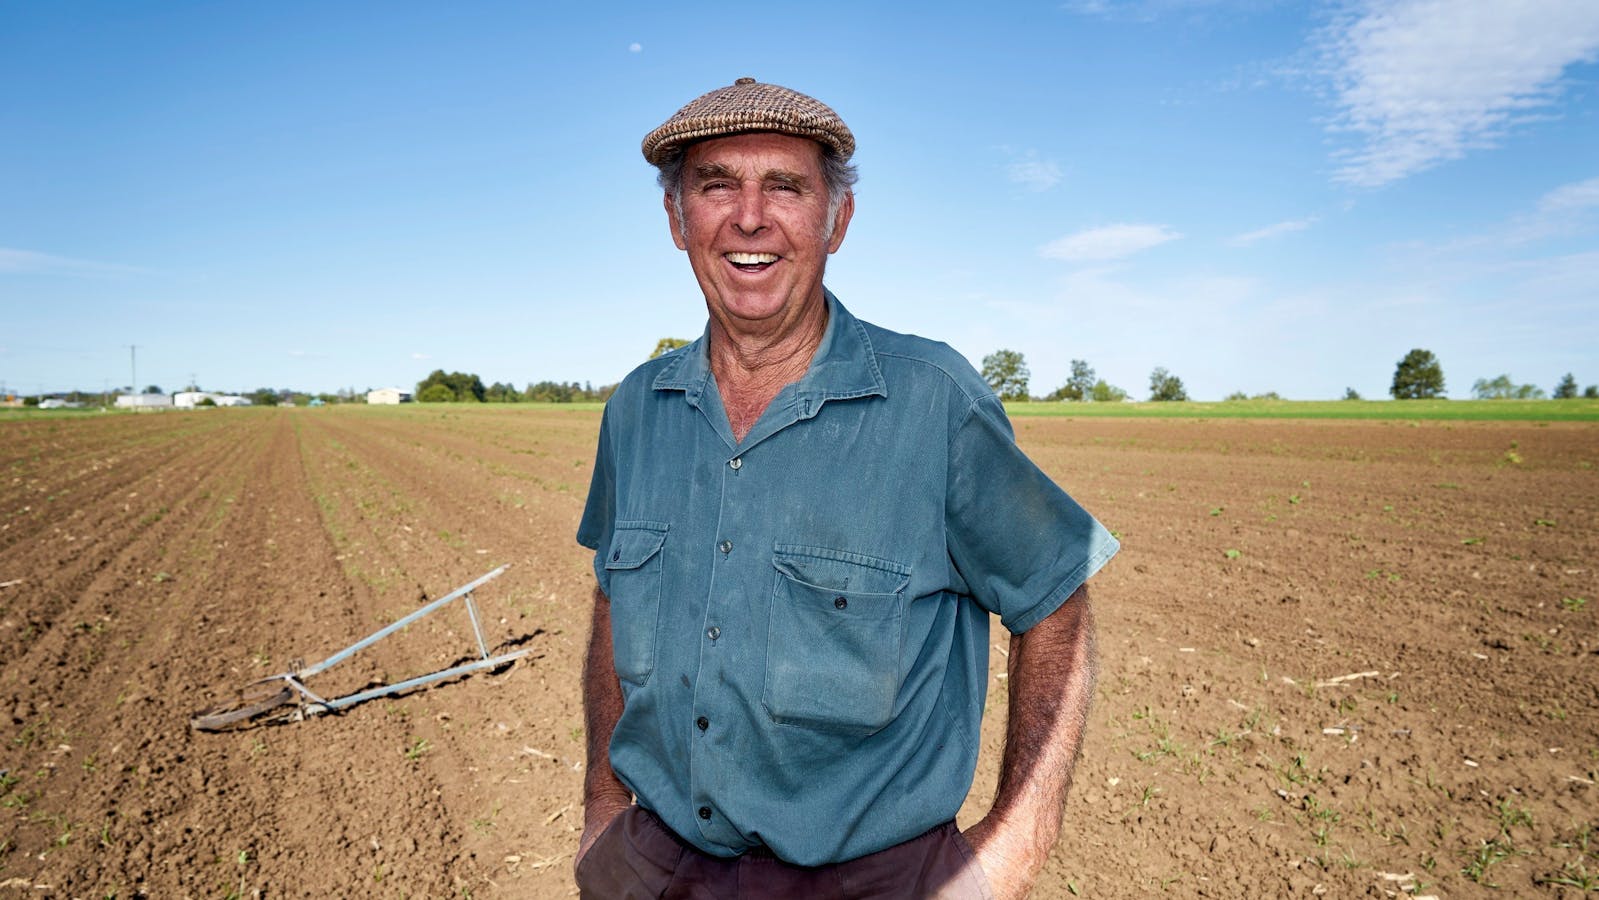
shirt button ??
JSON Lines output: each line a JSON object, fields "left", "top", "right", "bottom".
{"left": 834, "top": 596, "right": 848, "bottom": 610}
{"left": 718, "top": 539, "right": 733, "bottom": 554}
{"left": 696, "top": 716, "right": 709, "bottom": 731}
{"left": 729, "top": 457, "right": 742, "bottom": 470}
{"left": 698, "top": 806, "right": 712, "bottom": 820}
{"left": 707, "top": 626, "right": 720, "bottom": 640}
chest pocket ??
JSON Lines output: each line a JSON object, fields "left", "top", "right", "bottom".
{"left": 762, "top": 545, "right": 911, "bottom": 734}
{"left": 603, "top": 522, "right": 668, "bottom": 685}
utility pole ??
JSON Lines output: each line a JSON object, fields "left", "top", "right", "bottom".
{"left": 129, "top": 345, "right": 138, "bottom": 395}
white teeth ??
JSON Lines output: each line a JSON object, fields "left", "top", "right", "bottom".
{"left": 726, "top": 252, "right": 778, "bottom": 264}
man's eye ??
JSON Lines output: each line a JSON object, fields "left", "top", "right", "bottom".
{"left": 703, "top": 182, "right": 731, "bottom": 192}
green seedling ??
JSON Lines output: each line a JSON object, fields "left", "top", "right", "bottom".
{"left": 404, "top": 737, "right": 431, "bottom": 761}
{"left": 1495, "top": 798, "right": 1532, "bottom": 836}
{"left": 1537, "top": 861, "right": 1599, "bottom": 890}
{"left": 1461, "top": 839, "right": 1515, "bottom": 887}
{"left": 1224, "top": 548, "right": 1241, "bottom": 559}
{"left": 1562, "top": 596, "right": 1589, "bottom": 612}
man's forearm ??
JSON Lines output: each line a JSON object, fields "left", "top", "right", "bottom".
{"left": 968, "top": 584, "right": 1098, "bottom": 895}
{"left": 582, "top": 588, "right": 632, "bottom": 826}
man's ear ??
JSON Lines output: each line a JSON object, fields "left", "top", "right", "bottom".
{"left": 665, "top": 192, "right": 688, "bottom": 251}
{"left": 826, "top": 191, "right": 855, "bottom": 254}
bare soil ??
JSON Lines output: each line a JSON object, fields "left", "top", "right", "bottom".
{"left": 1, "top": 408, "right": 1594, "bottom": 898}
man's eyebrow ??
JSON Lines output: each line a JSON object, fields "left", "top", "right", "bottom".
{"left": 691, "top": 162, "right": 739, "bottom": 182}
{"left": 688, "top": 162, "right": 813, "bottom": 189}
{"left": 764, "top": 169, "right": 811, "bottom": 189}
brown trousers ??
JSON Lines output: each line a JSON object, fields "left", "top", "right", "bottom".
{"left": 575, "top": 806, "right": 994, "bottom": 899}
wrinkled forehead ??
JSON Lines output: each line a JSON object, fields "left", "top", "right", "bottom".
{"left": 681, "top": 132, "right": 828, "bottom": 180}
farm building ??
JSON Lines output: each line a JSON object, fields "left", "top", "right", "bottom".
{"left": 114, "top": 393, "right": 173, "bottom": 410}
{"left": 367, "top": 388, "right": 412, "bottom": 405}
{"left": 174, "top": 392, "right": 251, "bottom": 408}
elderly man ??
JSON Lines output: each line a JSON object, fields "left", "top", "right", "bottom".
{"left": 575, "top": 78, "right": 1118, "bottom": 899}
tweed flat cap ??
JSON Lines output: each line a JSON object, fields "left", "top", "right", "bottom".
{"left": 642, "top": 77, "right": 854, "bottom": 166}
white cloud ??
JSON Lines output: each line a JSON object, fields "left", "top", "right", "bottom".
{"left": 1060, "top": 0, "right": 1258, "bottom": 24}
{"left": 1539, "top": 176, "right": 1599, "bottom": 213}
{"left": 1320, "top": 0, "right": 1599, "bottom": 188}
{"left": 1040, "top": 224, "right": 1182, "bottom": 262}
{"left": 0, "top": 247, "right": 141, "bottom": 277}
{"left": 411, "top": 352, "right": 431, "bottom": 360}
{"left": 1007, "top": 152, "right": 1063, "bottom": 192}
{"left": 629, "top": 42, "right": 642, "bottom": 53}
{"left": 1228, "top": 216, "right": 1318, "bottom": 247}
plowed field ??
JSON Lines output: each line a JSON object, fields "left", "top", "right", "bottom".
{"left": 1, "top": 406, "right": 1594, "bottom": 898}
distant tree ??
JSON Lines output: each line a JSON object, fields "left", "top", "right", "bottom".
{"left": 1090, "top": 379, "right": 1127, "bottom": 402}
{"left": 315, "top": 392, "right": 341, "bottom": 405}
{"left": 23, "top": 395, "right": 39, "bottom": 407}
{"left": 1224, "top": 391, "right": 1248, "bottom": 402}
{"left": 981, "top": 349, "right": 1030, "bottom": 401}
{"left": 1148, "top": 367, "right": 1188, "bottom": 402}
{"left": 416, "top": 369, "right": 485, "bottom": 403}
{"left": 1391, "top": 349, "right": 1445, "bottom": 399}
{"left": 1046, "top": 359, "right": 1096, "bottom": 401}
{"left": 1471, "top": 374, "right": 1545, "bottom": 400}
{"left": 650, "top": 337, "right": 691, "bottom": 360}
{"left": 525, "top": 380, "right": 576, "bottom": 402}
{"left": 1586, "top": 385, "right": 1599, "bottom": 399}
{"left": 144, "top": 384, "right": 163, "bottom": 395}
{"left": 485, "top": 381, "right": 521, "bottom": 403}
{"left": 1343, "top": 387, "right": 1362, "bottom": 401}
{"left": 417, "top": 383, "right": 456, "bottom": 403}
{"left": 197, "top": 397, "right": 217, "bottom": 407}
{"left": 1553, "top": 373, "right": 1578, "bottom": 399}
{"left": 247, "top": 387, "right": 280, "bottom": 407}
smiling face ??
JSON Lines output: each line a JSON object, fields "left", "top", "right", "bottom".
{"left": 667, "top": 132, "right": 854, "bottom": 339}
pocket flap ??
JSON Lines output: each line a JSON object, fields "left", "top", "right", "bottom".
{"left": 605, "top": 523, "right": 667, "bottom": 570}
{"left": 772, "top": 545, "right": 910, "bottom": 595}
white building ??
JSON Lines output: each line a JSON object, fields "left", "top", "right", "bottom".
{"left": 114, "top": 393, "right": 173, "bottom": 409}
{"left": 174, "top": 391, "right": 252, "bottom": 408}
{"left": 367, "top": 388, "right": 412, "bottom": 405}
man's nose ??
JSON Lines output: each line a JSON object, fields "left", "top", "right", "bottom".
{"left": 731, "top": 188, "right": 766, "bottom": 236}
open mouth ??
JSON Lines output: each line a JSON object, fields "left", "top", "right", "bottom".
{"left": 725, "top": 251, "right": 779, "bottom": 273}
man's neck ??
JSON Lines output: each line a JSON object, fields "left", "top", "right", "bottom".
{"left": 707, "top": 292, "right": 829, "bottom": 441}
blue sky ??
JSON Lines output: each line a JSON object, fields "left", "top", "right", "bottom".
{"left": 3, "top": 1, "right": 1597, "bottom": 400}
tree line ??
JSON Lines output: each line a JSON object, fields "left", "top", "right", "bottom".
{"left": 980, "top": 347, "right": 1597, "bottom": 403}
{"left": 414, "top": 370, "right": 617, "bottom": 404}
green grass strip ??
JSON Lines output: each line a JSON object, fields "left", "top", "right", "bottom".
{"left": 1004, "top": 399, "right": 1599, "bottom": 422}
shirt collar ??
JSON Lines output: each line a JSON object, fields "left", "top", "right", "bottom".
{"left": 651, "top": 289, "right": 888, "bottom": 411}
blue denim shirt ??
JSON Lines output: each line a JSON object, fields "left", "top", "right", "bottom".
{"left": 577, "top": 291, "right": 1118, "bottom": 866}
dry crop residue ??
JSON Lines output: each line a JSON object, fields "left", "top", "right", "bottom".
{"left": 1, "top": 408, "right": 1595, "bottom": 897}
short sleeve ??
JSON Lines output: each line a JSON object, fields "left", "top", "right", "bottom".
{"left": 576, "top": 404, "right": 616, "bottom": 590}
{"left": 945, "top": 396, "right": 1118, "bottom": 633}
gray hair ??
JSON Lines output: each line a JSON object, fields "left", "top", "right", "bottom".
{"left": 655, "top": 141, "right": 859, "bottom": 239}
